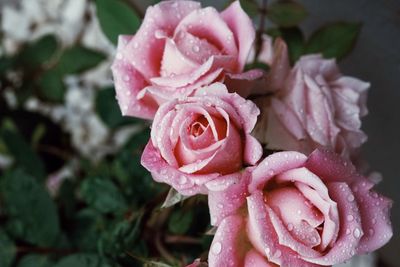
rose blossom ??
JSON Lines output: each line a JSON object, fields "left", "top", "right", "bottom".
{"left": 260, "top": 53, "right": 369, "bottom": 158}
{"left": 208, "top": 149, "right": 392, "bottom": 266}
{"left": 141, "top": 83, "right": 262, "bottom": 195}
{"left": 112, "top": 0, "right": 262, "bottom": 119}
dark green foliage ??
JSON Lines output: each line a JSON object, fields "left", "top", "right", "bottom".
{"left": 305, "top": 22, "right": 362, "bottom": 60}
{"left": 96, "top": 0, "right": 141, "bottom": 45}
{"left": 267, "top": 1, "right": 307, "bottom": 28}
{"left": 1, "top": 169, "right": 60, "bottom": 246}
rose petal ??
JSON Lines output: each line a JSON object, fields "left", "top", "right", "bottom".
{"left": 304, "top": 182, "right": 363, "bottom": 265}
{"left": 123, "top": 0, "right": 201, "bottom": 78}
{"left": 141, "top": 141, "right": 218, "bottom": 195}
{"left": 207, "top": 171, "right": 249, "bottom": 226}
{"left": 208, "top": 214, "right": 248, "bottom": 267}
{"left": 244, "top": 249, "right": 277, "bottom": 267}
{"left": 247, "top": 191, "right": 319, "bottom": 267}
{"left": 111, "top": 58, "right": 156, "bottom": 119}
{"left": 352, "top": 180, "right": 393, "bottom": 254}
{"left": 305, "top": 148, "right": 358, "bottom": 184}
{"left": 175, "top": 6, "right": 238, "bottom": 60}
{"left": 244, "top": 135, "right": 263, "bottom": 165}
{"left": 249, "top": 151, "right": 307, "bottom": 192}
{"left": 224, "top": 69, "right": 265, "bottom": 98}
{"left": 220, "top": 1, "right": 255, "bottom": 70}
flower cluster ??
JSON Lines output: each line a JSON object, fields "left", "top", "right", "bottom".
{"left": 111, "top": 1, "right": 392, "bottom": 266}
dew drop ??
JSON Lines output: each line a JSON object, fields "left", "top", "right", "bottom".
{"left": 353, "top": 228, "right": 361, "bottom": 238}
{"left": 123, "top": 75, "right": 130, "bottom": 82}
{"left": 116, "top": 52, "right": 123, "bottom": 60}
{"left": 264, "top": 247, "right": 270, "bottom": 256}
{"left": 369, "top": 229, "right": 374, "bottom": 236}
{"left": 274, "top": 250, "right": 282, "bottom": 258}
{"left": 371, "top": 218, "right": 377, "bottom": 225}
{"left": 347, "top": 194, "right": 355, "bottom": 202}
{"left": 212, "top": 242, "right": 222, "bottom": 255}
{"left": 287, "top": 223, "right": 294, "bottom": 231}
{"left": 347, "top": 215, "right": 354, "bottom": 222}
{"left": 346, "top": 228, "right": 351, "bottom": 235}
{"left": 179, "top": 175, "right": 187, "bottom": 185}
{"left": 217, "top": 203, "right": 224, "bottom": 209}
{"left": 192, "top": 45, "right": 200, "bottom": 53}
{"left": 133, "top": 42, "right": 139, "bottom": 48}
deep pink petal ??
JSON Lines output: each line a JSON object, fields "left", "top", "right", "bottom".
{"left": 111, "top": 57, "right": 156, "bottom": 119}
{"left": 249, "top": 151, "right": 307, "bottom": 192}
{"left": 244, "top": 249, "right": 276, "bottom": 267}
{"left": 352, "top": 179, "right": 393, "bottom": 254}
{"left": 141, "top": 141, "right": 218, "bottom": 195}
{"left": 208, "top": 214, "right": 248, "bottom": 267}
{"left": 207, "top": 170, "right": 249, "bottom": 226}
{"left": 122, "top": 1, "right": 201, "bottom": 79}
{"left": 247, "top": 191, "right": 319, "bottom": 267}
{"left": 221, "top": 1, "right": 255, "bottom": 70}
{"left": 305, "top": 148, "right": 358, "bottom": 184}
{"left": 304, "top": 182, "right": 363, "bottom": 265}
{"left": 244, "top": 135, "right": 263, "bottom": 165}
{"left": 175, "top": 6, "right": 238, "bottom": 61}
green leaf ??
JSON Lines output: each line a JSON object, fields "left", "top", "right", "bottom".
{"left": 161, "top": 188, "right": 189, "bottom": 209}
{"left": 55, "top": 254, "right": 112, "bottom": 267}
{"left": 267, "top": 1, "right": 307, "bottom": 28}
{"left": 17, "top": 255, "right": 52, "bottom": 267}
{"left": 80, "top": 177, "right": 127, "bottom": 214}
{"left": 96, "top": 87, "right": 139, "bottom": 128}
{"left": 240, "top": 0, "right": 259, "bottom": 17}
{"left": 96, "top": 0, "right": 141, "bottom": 45}
{"left": 244, "top": 61, "right": 270, "bottom": 72}
{"left": 37, "top": 69, "right": 65, "bottom": 102}
{"left": 305, "top": 22, "right": 362, "bottom": 60}
{"left": 168, "top": 209, "right": 193, "bottom": 235}
{"left": 70, "top": 209, "right": 105, "bottom": 251}
{"left": 1, "top": 169, "right": 60, "bottom": 246}
{"left": 56, "top": 45, "right": 106, "bottom": 74}
{"left": 280, "top": 27, "right": 305, "bottom": 64}
{"left": 0, "top": 127, "right": 45, "bottom": 180}
{"left": 0, "top": 230, "right": 16, "bottom": 267}
{"left": 17, "top": 35, "right": 58, "bottom": 69}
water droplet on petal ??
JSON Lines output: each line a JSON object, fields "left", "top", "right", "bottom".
{"left": 123, "top": 75, "right": 130, "bottom": 82}
{"left": 287, "top": 223, "right": 294, "bottom": 231}
{"left": 217, "top": 203, "right": 223, "bottom": 209}
{"left": 274, "top": 250, "right": 282, "bottom": 258}
{"left": 353, "top": 228, "right": 361, "bottom": 238}
{"left": 347, "top": 215, "right": 354, "bottom": 222}
{"left": 212, "top": 242, "right": 222, "bottom": 255}
{"left": 116, "top": 52, "right": 123, "bottom": 60}
{"left": 192, "top": 45, "right": 200, "bottom": 53}
{"left": 179, "top": 175, "right": 187, "bottom": 185}
{"left": 347, "top": 194, "right": 355, "bottom": 202}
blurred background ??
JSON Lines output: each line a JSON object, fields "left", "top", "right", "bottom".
{"left": 0, "top": 0, "right": 399, "bottom": 266}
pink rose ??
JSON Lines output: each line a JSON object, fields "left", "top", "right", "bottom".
{"left": 208, "top": 149, "right": 392, "bottom": 266}
{"left": 141, "top": 83, "right": 262, "bottom": 195}
{"left": 112, "top": 0, "right": 260, "bottom": 119}
{"left": 261, "top": 54, "right": 369, "bottom": 158}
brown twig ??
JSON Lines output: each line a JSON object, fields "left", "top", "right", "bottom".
{"left": 165, "top": 234, "right": 202, "bottom": 245}
{"left": 17, "top": 246, "right": 78, "bottom": 255}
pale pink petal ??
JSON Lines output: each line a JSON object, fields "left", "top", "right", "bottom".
{"left": 160, "top": 38, "right": 199, "bottom": 77}
{"left": 305, "top": 182, "right": 363, "bottom": 265}
{"left": 175, "top": 6, "right": 238, "bottom": 61}
{"left": 244, "top": 135, "right": 263, "bottom": 165}
{"left": 244, "top": 249, "right": 276, "bottom": 267}
{"left": 208, "top": 214, "right": 248, "bottom": 267}
{"left": 352, "top": 180, "right": 393, "bottom": 254}
{"left": 154, "top": 110, "right": 179, "bottom": 167}
{"left": 207, "top": 171, "right": 249, "bottom": 226}
{"left": 220, "top": 1, "right": 255, "bottom": 70}
{"left": 174, "top": 30, "right": 221, "bottom": 65}
{"left": 141, "top": 141, "right": 219, "bottom": 195}
{"left": 123, "top": 1, "right": 201, "bottom": 79}
{"left": 247, "top": 191, "right": 319, "bottom": 267}
{"left": 305, "top": 148, "right": 358, "bottom": 184}
{"left": 249, "top": 152, "right": 307, "bottom": 192}
{"left": 111, "top": 60, "right": 156, "bottom": 119}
